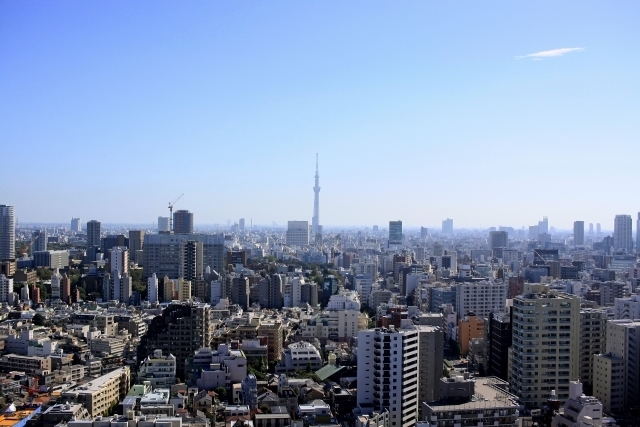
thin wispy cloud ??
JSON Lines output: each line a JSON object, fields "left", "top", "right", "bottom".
{"left": 515, "top": 47, "right": 585, "bottom": 60}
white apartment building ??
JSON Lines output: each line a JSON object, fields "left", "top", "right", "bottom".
{"left": 551, "top": 381, "right": 604, "bottom": 427}
{"left": 50, "top": 268, "right": 62, "bottom": 299}
{"left": 613, "top": 294, "right": 640, "bottom": 319}
{"left": 511, "top": 285, "right": 580, "bottom": 409}
{"left": 138, "top": 349, "right": 177, "bottom": 388}
{"left": 276, "top": 341, "right": 322, "bottom": 373}
{"left": 355, "top": 275, "right": 373, "bottom": 305}
{"left": 110, "top": 246, "right": 129, "bottom": 275}
{"left": 148, "top": 273, "right": 159, "bottom": 303}
{"left": 456, "top": 280, "right": 507, "bottom": 320}
{"left": 289, "top": 276, "right": 304, "bottom": 307}
{"left": 357, "top": 321, "right": 420, "bottom": 427}
{"left": 296, "top": 309, "right": 368, "bottom": 342}
{"left": 327, "top": 290, "right": 361, "bottom": 310}
{"left": 0, "top": 274, "right": 13, "bottom": 303}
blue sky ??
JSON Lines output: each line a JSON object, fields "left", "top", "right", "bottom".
{"left": 1, "top": 1, "right": 639, "bottom": 229}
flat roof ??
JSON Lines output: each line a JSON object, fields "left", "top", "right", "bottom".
{"left": 428, "top": 377, "right": 519, "bottom": 411}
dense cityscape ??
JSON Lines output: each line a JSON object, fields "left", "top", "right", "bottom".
{"left": 1, "top": 157, "right": 639, "bottom": 427}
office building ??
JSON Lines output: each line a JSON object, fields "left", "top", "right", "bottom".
{"left": 86, "top": 220, "right": 101, "bottom": 248}
{"left": 158, "top": 216, "right": 170, "bottom": 232}
{"left": 489, "top": 230, "right": 508, "bottom": 251}
{"left": 286, "top": 221, "right": 309, "bottom": 246}
{"left": 101, "top": 234, "right": 128, "bottom": 255}
{"left": 32, "top": 229, "right": 47, "bottom": 253}
{"left": 70, "top": 217, "right": 81, "bottom": 232}
{"left": 239, "top": 218, "right": 245, "bottom": 233}
{"left": 442, "top": 218, "right": 453, "bottom": 235}
{"left": 0, "top": 205, "right": 15, "bottom": 261}
{"left": 138, "top": 302, "right": 212, "bottom": 380}
{"left": 487, "top": 311, "right": 512, "bottom": 381}
{"left": 613, "top": 214, "right": 633, "bottom": 253}
{"left": 573, "top": 221, "right": 585, "bottom": 246}
{"left": 33, "top": 250, "right": 69, "bottom": 269}
{"left": 142, "top": 233, "right": 224, "bottom": 280}
{"left": 388, "top": 220, "right": 402, "bottom": 246}
{"left": 539, "top": 216, "right": 549, "bottom": 234}
{"left": 128, "top": 230, "right": 144, "bottom": 263}
{"left": 511, "top": 284, "right": 580, "bottom": 409}
{"left": 420, "top": 227, "right": 428, "bottom": 239}
{"left": 456, "top": 281, "right": 507, "bottom": 320}
{"left": 357, "top": 321, "right": 420, "bottom": 427}
{"left": 173, "top": 209, "right": 194, "bottom": 234}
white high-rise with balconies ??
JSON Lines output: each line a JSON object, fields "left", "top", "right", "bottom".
{"left": 357, "top": 321, "right": 419, "bottom": 427}
{"left": 511, "top": 284, "right": 581, "bottom": 409}
{"left": 456, "top": 280, "right": 507, "bottom": 320}
{"left": 148, "top": 273, "right": 159, "bottom": 303}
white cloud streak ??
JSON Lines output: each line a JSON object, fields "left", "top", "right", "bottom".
{"left": 515, "top": 47, "right": 585, "bottom": 60}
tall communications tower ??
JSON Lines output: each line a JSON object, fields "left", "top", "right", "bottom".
{"left": 311, "top": 154, "right": 321, "bottom": 241}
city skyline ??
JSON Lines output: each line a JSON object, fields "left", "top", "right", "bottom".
{"left": 2, "top": 2, "right": 639, "bottom": 227}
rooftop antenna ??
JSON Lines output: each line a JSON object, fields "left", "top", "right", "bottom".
{"left": 168, "top": 193, "right": 184, "bottom": 232}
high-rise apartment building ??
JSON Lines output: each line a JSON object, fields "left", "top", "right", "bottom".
{"left": 489, "top": 230, "right": 508, "bottom": 251}
{"left": 259, "top": 274, "right": 284, "bottom": 309}
{"left": 71, "top": 218, "right": 81, "bottom": 232}
{"left": 173, "top": 210, "right": 194, "bottom": 234}
{"left": 579, "top": 309, "right": 607, "bottom": 394}
{"left": 0, "top": 205, "right": 15, "bottom": 261}
{"left": 416, "top": 325, "right": 444, "bottom": 404}
{"left": 109, "top": 247, "right": 129, "bottom": 275}
{"left": 51, "top": 268, "right": 61, "bottom": 300}
{"left": 32, "top": 229, "right": 47, "bottom": 253}
{"left": 593, "top": 319, "right": 640, "bottom": 413}
{"left": 388, "top": 220, "right": 402, "bottom": 246}
{"left": 442, "top": 218, "right": 453, "bottom": 235}
{"left": 0, "top": 274, "right": 13, "bottom": 303}
{"left": 178, "top": 240, "right": 203, "bottom": 282}
{"left": 357, "top": 322, "right": 420, "bottom": 427}
{"left": 574, "top": 221, "right": 585, "bottom": 246}
{"left": 232, "top": 275, "right": 250, "bottom": 310}
{"left": 239, "top": 218, "right": 245, "bottom": 233}
{"left": 511, "top": 285, "right": 580, "bottom": 409}
{"left": 158, "top": 216, "right": 170, "bottom": 232}
{"left": 142, "top": 234, "right": 224, "bottom": 280}
{"left": 138, "top": 302, "right": 212, "bottom": 380}
{"left": 487, "top": 311, "right": 512, "bottom": 381}
{"left": 613, "top": 214, "right": 633, "bottom": 253}
{"left": 86, "top": 220, "right": 101, "bottom": 248}
{"left": 128, "top": 230, "right": 144, "bottom": 263}
{"left": 286, "top": 221, "right": 309, "bottom": 246}
{"left": 589, "top": 223, "right": 594, "bottom": 237}
{"left": 148, "top": 273, "right": 159, "bottom": 303}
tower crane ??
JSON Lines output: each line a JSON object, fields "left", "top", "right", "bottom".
{"left": 168, "top": 193, "right": 184, "bottom": 232}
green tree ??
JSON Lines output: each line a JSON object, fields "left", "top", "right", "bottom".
{"left": 33, "top": 313, "right": 45, "bottom": 326}
{"left": 36, "top": 268, "right": 52, "bottom": 281}
{"left": 214, "top": 387, "right": 227, "bottom": 399}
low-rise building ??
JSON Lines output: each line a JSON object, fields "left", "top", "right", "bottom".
{"left": 551, "top": 381, "right": 604, "bottom": 427}
{"left": 276, "top": 341, "right": 322, "bottom": 373}
{"left": 61, "top": 367, "right": 130, "bottom": 416}
{"left": 138, "top": 349, "right": 177, "bottom": 388}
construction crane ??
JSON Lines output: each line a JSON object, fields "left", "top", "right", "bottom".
{"left": 168, "top": 193, "right": 184, "bottom": 232}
